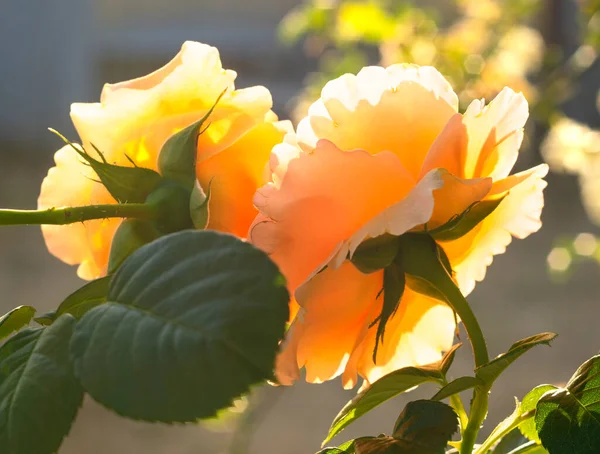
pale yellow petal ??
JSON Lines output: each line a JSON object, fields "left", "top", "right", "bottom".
{"left": 296, "top": 64, "right": 458, "bottom": 178}
{"left": 442, "top": 164, "right": 549, "bottom": 295}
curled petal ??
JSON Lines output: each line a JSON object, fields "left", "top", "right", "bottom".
{"left": 250, "top": 139, "right": 414, "bottom": 292}
{"left": 420, "top": 87, "right": 528, "bottom": 181}
{"left": 338, "top": 169, "right": 444, "bottom": 264}
{"left": 296, "top": 64, "right": 458, "bottom": 178}
{"left": 442, "top": 164, "right": 549, "bottom": 295}
{"left": 197, "top": 120, "right": 291, "bottom": 238}
{"left": 428, "top": 171, "right": 492, "bottom": 228}
{"left": 276, "top": 263, "right": 383, "bottom": 386}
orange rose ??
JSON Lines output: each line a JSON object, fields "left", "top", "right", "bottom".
{"left": 250, "top": 64, "right": 548, "bottom": 388}
{"left": 38, "top": 41, "right": 290, "bottom": 280}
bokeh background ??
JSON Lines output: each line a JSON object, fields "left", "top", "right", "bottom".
{"left": 1, "top": 0, "right": 600, "bottom": 453}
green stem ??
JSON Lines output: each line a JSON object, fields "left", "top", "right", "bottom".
{"left": 450, "top": 392, "right": 469, "bottom": 436}
{"left": 475, "top": 410, "right": 534, "bottom": 454}
{"left": 461, "top": 387, "right": 489, "bottom": 454}
{"left": 506, "top": 440, "right": 539, "bottom": 454}
{"left": 0, "top": 203, "right": 159, "bottom": 226}
{"left": 435, "top": 255, "right": 490, "bottom": 454}
{"left": 438, "top": 277, "right": 489, "bottom": 368}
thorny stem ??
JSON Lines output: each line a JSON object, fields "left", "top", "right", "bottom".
{"left": 0, "top": 203, "right": 159, "bottom": 226}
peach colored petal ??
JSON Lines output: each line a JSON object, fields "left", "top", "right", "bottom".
{"left": 276, "top": 262, "right": 383, "bottom": 385}
{"left": 197, "top": 120, "right": 291, "bottom": 238}
{"left": 249, "top": 139, "right": 414, "bottom": 293}
{"left": 38, "top": 145, "right": 110, "bottom": 279}
{"left": 296, "top": 64, "right": 458, "bottom": 178}
{"left": 420, "top": 87, "right": 528, "bottom": 181}
{"left": 428, "top": 171, "right": 492, "bottom": 228}
{"left": 442, "top": 164, "right": 549, "bottom": 295}
{"left": 331, "top": 169, "right": 445, "bottom": 267}
{"left": 354, "top": 286, "right": 456, "bottom": 386}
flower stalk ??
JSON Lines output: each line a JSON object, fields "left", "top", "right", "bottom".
{"left": 0, "top": 203, "right": 159, "bottom": 226}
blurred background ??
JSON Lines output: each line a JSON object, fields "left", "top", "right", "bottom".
{"left": 1, "top": 0, "right": 600, "bottom": 453}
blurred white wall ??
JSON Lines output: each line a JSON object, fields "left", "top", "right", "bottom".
{"left": 0, "top": 0, "right": 302, "bottom": 152}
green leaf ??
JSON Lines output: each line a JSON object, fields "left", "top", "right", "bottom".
{"left": 519, "top": 385, "right": 557, "bottom": 443}
{"left": 189, "top": 179, "right": 212, "bottom": 229}
{"left": 0, "top": 315, "right": 84, "bottom": 454}
{"left": 56, "top": 276, "right": 112, "bottom": 320}
{"left": 70, "top": 230, "right": 290, "bottom": 422}
{"left": 431, "top": 376, "right": 483, "bottom": 402}
{"left": 33, "top": 312, "right": 56, "bottom": 326}
{"left": 428, "top": 197, "right": 505, "bottom": 242}
{"left": 478, "top": 386, "right": 558, "bottom": 454}
{"left": 439, "top": 343, "right": 462, "bottom": 375}
{"left": 392, "top": 400, "right": 458, "bottom": 452}
{"left": 324, "top": 400, "right": 458, "bottom": 454}
{"left": 158, "top": 92, "right": 224, "bottom": 189}
{"left": 372, "top": 262, "right": 405, "bottom": 362}
{"left": 535, "top": 354, "right": 600, "bottom": 454}
{"left": 475, "top": 333, "right": 557, "bottom": 385}
{"left": 324, "top": 353, "right": 454, "bottom": 445}
{"left": 351, "top": 234, "right": 400, "bottom": 274}
{"left": 0, "top": 306, "right": 36, "bottom": 340}
{"left": 107, "top": 219, "right": 161, "bottom": 274}
{"left": 50, "top": 128, "right": 162, "bottom": 204}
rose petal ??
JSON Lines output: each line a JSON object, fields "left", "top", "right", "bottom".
{"left": 197, "top": 120, "right": 291, "bottom": 238}
{"left": 38, "top": 145, "right": 118, "bottom": 279}
{"left": 354, "top": 286, "right": 456, "bottom": 386}
{"left": 276, "top": 262, "right": 383, "bottom": 385}
{"left": 250, "top": 139, "right": 414, "bottom": 292}
{"left": 71, "top": 41, "right": 273, "bottom": 168}
{"left": 428, "top": 171, "right": 492, "bottom": 228}
{"left": 296, "top": 64, "right": 458, "bottom": 178}
{"left": 442, "top": 164, "right": 549, "bottom": 295}
{"left": 420, "top": 87, "right": 528, "bottom": 181}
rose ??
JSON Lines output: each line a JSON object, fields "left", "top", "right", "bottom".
{"left": 38, "top": 41, "right": 290, "bottom": 280}
{"left": 250, "top": 64, "right": 548, "bottom": 388}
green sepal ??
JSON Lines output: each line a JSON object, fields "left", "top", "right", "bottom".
{"left": 0, "top": 306, "right": 36, "bottom": 341}
{"left": 50, "top": 129, "right": 162, "bottom": 204}
{"left": 351, "top": 234, "right": 400, "bottom": 274}
{"left": 158, "top": 91, "right": 225, "bottom": 189}
{"left": 190, "top": 179, "right": 212, "bottom": 230}
{"left": 371, "top": 262, "right": 405, "bottom": 363}
{"left": 107, "top": 218, "right": 161, "bottom": 274}
{"left": 145, "top": 180, "right": 194, "bottom": 233}
{"left": 397, "top": 232, "right": 489, "bottom": 368}
{"left": 427, "top": 197, "right": 506, "bottom": 242}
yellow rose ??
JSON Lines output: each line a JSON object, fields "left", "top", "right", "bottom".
{"left": 250, "top": 64, "right": 548, "bottom": 388}
{"left": 38, "top": 41, "right": 290, "bottom": 280}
